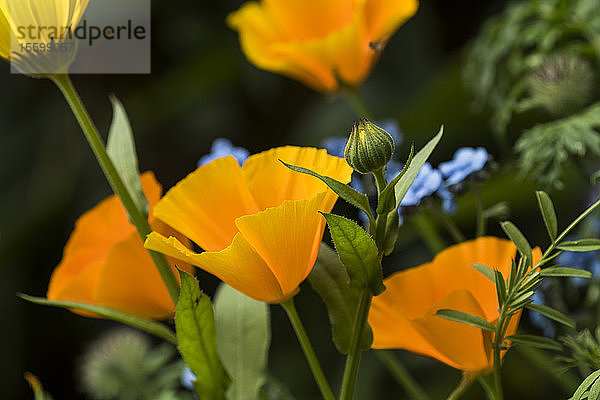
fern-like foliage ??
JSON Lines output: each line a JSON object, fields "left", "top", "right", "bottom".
{"left": 465, "top": 0, "right": 600, "bottom": 134}
{"left": 515, "top": 102, "right": 600, "bottom": 189}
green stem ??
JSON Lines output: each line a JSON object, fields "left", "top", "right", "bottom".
{"left": 477, "top": 375, "right": 498, "bottom": 400}
{"left": 472, "top": 183, "right": 485, "bottom": 237}
{"left": 50, "top": 74, "right": 179, "bottom": 304}
{"left": 281, "top": 299, "right": 335, "bottom": 400}
{"left": 340, "top": 87, "right": 373, "bottom": 120}
{"left": 375, "top": 350, "right": 430, "bottom": 400}
{"left": 446, "top": 373, "right": 478, "bottom": 400}
{"left": 339, "top": 291, "right": 372, "bottom": 400}
{"left": 412, "top": 213, "right": 446, "bottom": 254}
{"left": 492, "top": 315, "right": 505, "bottom": 400}
{"left": 427, "top": 202, "right": 465, "bottom": 243}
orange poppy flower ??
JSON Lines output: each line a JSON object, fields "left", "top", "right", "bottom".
{"left": 144, "top": 146, "right": 353, "bottom": 303}
{"left": 368, "top": 237, "right": 542, "bottom": 372}
{"left": 227, "top": 0, "right": 419, "bottom": 92}
{"left": 47, "top": 172, "right": 189, "bottom": 320}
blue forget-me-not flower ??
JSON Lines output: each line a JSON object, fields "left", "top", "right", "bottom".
{"left": 198, "top": 138, "right": 250, "bottom": 166}
{"left": 439, "top": 147, "right": 489, "bottom": 186}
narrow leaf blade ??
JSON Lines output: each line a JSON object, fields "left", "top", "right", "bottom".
{"left": 436, "top": 309, "right": 496, "bottom": 332}
{"left": 472, "top": 263, "right": 496, "bottom": 283}
{"left": 214, "top": 283, "right": 270, "bottom": 400}
{"left": 394, "top": 127, "right": 443, "bottom": 206}
{"left": 106, "top": 96, "right": 148, "bottom": 215}
{"left": 541, "top": 267, "right": 592, "bottom": 279}
{"left": 176, "top": 271, "right": 230, "bottom": 400}
{"left": 507, "top": 334, "right": 562, "bottom": 351}
{"left": 536, "top": 191, "right": 558, "bottom": 241}
{"left": 18, "top": 293, "right": 176, "bottom": 343}
{"left": 501, "top": 221, "right": 533, "bottom": 263}
{"left": 527, "top": 303, "right": 575, "bottom": 329}
{"left": 558, "top": 239, "right": 600, "bottom": 252}
{"left": 322, "top": 213, "right": 385, "bottom": 296}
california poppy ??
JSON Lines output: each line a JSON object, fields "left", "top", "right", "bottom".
{"left": 369, "top": 237, "right": 542, "bottom": 372}
{"left": 47, "top": 172, "right": 189, "bottom": 320}
{"left": 145, "top": 146, "right": 353, "bottom": 303}
{"left": 227, "top": 0, "right": 419, "bottom": 92}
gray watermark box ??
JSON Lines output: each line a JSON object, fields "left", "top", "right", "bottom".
{"left": 9, "top": 0, "right": 150, "bottom": 74}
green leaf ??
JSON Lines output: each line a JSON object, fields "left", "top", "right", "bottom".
{"left": 281, "top": 161, "right": 375, "bottom": 224}
{"left": 106, "top": 96, "right": 149, "bottom": 215}
{"left": 18, "top": 293, "right": 176, "bottom": 343}
{"left": 527, "top": 303, "right": 576, "bottom": 329}
{"left": 558, "top": 239, "right": 600, "bottom": 252}
{"left": 394, "top": 127, "right": 443, "bottom": 207}
{"left": 536, "top": 191, "right": 558, "bottom": 241}
{"left": 214, "top": 283, "right": 269, "bottom": 400}
{"left": 176, "top": 271, "right": 230, "bottom": 400}
{"left": 472, "top": 263, "right": 496, "bottom": 283}
{"left": 494, "top": 270, "right": 507, "bottom": 306}
{"left": 570, "top": 369, "right": 600, "bottom": 400}
{"left": 501, "top": 221, "right": 533, "bottom": 263}
{"left": 541, "top": 267, "right": 592, "bottom": 279}
{"left": 507, "top": 334, "right": 562, "bottom": 351}
{"left": 308, "top": 243, "right": 373, "bottom": 354}
{"left": 435, "top": 309, "right": 496, "bottom": 332}
{"left": 589, "top": 374, "right": 600, "bottom": 400}
{"left": 321, "top": 213, "right": 385, "bottom": 296}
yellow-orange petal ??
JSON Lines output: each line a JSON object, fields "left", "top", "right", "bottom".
{"left": 153, "top": 156, "right": 259, "bottom": 252}
{"left": 364, "top": 0, "right": 419, "bottom": 41}
{"left": 242, "top": 146, "right": 353, "bottom": 211}
{"left": 145, "top": 232, "right": 286, "bottom": 303}
{"left": 234, "top": 192, "right": 327, "bottom": 296}
{"left": 94, "top": 233, "right": 177, "bottom": 319}
{"left": 412, "top": 289, "right": 491, "bottom": 371}
{"left": 0, "top": 8, "right": 9, "bottom": 60}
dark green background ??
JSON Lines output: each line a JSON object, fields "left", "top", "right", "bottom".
{"left": 1, "top": 0, "right": 589, "bottom": 398}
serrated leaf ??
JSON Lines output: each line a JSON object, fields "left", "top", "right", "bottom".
{"left": 436, "top": 309, "right": 496, "bottom": 332}
{"left": 536, "top": 191, "right": 558, "bottom": 241}
{"left": 322, "top": 213, "right": 385, "bottom": 296}
{"left": 214, "top": 283, "right": 269, "bottom": 400}
{"left": 176, "top": 271, "right": 230, "bottom": 400}
{"left": 394, "top": 127, "right": 443, "bottom": 207}
{"left": 18, "top": 293, "right": 176, "bottom": 343}
{"left": 541, "top": 267, "right": 592, "bottom": 279}
{"left": 558, "top": 239, "right": 600, "bottom": 252}
{"left": 308, "top": 243, "right": 373, "bottom": 354}
{"left": 472, "top": 263, "right": 496, "bottom": 283}
{"left": 571, "top": 369, "right": 600, "bottom": 400}
{"left": 106, "top": 96, "right": 149, "bottom": 215}
{"left": 527, "top": 303, "right": 576, "bottom": 329}
{"left": 507, "top": 334, "right": 562, "bottom": 351}
{"left": 281, "top": 161, "right": 374, "bottom": 224}
{"left": 501, "top": 221, "right": 532, "bottom": 263}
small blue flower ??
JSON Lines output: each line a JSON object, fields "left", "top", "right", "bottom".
{"left": 322, "top": 136, "right": 347, "bottom": 158}
{"left": 557, "top": 244, "right": 600, "bottom": 287}
{"left": 439, "top": 147, "right": 489, "bottom": 186}
{"left": 528, "top": 291, "right": 556, "bottom": 338}
{"left": 181, "top": 366, "right": 197, "bottom": 391}
{"left": 198, "top": 138, "right": 250, "bottom": 166}
{"left": 399, "top": 162, "right": 443, "bottom": 207}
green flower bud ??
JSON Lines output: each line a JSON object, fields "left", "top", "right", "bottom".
{"left": 344, "top": 119, "right": 395, "bottom": 174}
{"left": 527, "top": 55, "right": 595, "bottom": 117}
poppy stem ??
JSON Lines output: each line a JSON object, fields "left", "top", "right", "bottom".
{"left": 446, "top": 372, "right": 478, "bottom": 400}
{"left": 339, "top": 290, "right": 372, "bottom": 400}
{"left": 375, "top": 350, "right": 430, "bottom": 400}
{"left": 340, "top": 87, "right": 374, "bottom": 120}
{"left": 49, "top": 74, "right": 180, "bottom": 305}
{"left": 280, "top": 299, "right": 335, "bottom": 400}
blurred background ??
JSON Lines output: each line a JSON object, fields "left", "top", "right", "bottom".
{"left": 2, "top": 0, "right": 598, "bottom": 398}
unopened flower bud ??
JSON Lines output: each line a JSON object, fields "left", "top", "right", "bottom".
{"left": 344, "top": 119, "right": 395, "bottom": 174}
